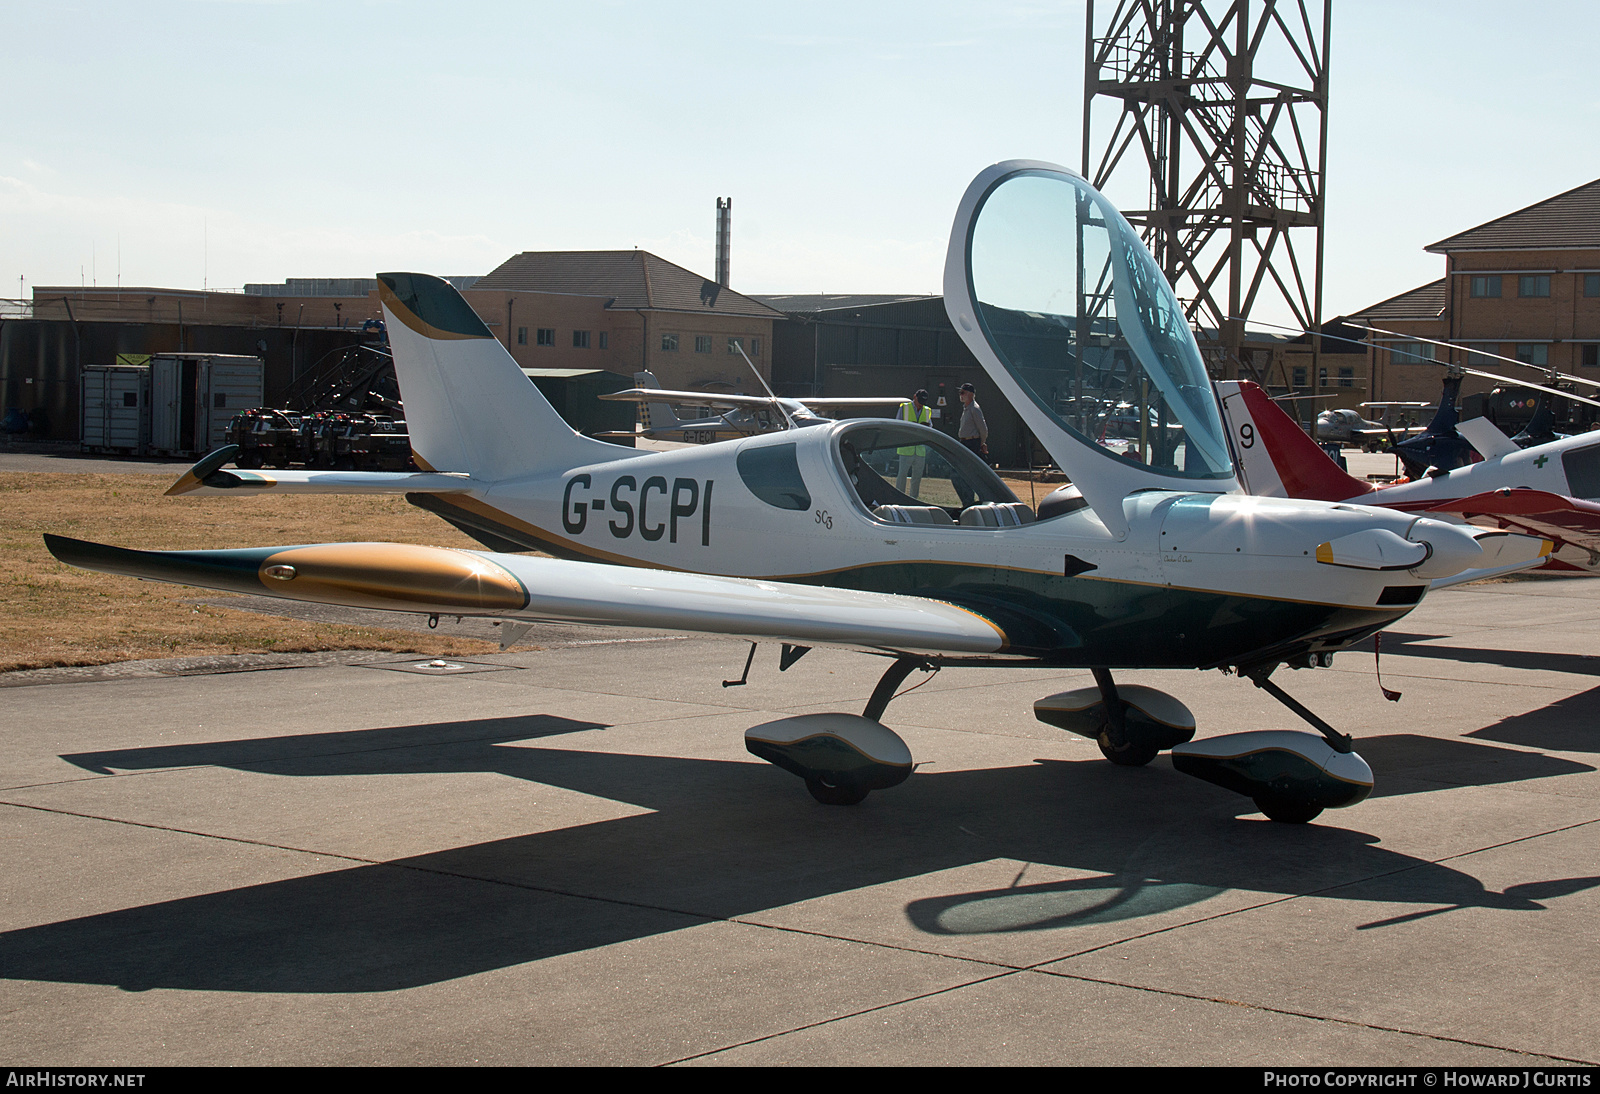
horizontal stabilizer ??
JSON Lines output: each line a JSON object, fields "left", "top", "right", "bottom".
{"left": 44, "top": 536, "right": 1008, "bottom": 657}
{"left": 165, "top": 446, "right": 474, "bottom": 497}
{"left": 1456, "top": 417, "right": 1519, "bottom": 461}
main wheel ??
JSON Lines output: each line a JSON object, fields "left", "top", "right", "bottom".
{"left": 806, "top": 777, "right": 869, "bottom": 806}
{"left": 1098, "top": 732, "right": 1159, "bottom": 767}
{"left": 1253, "top": 794, "right": 1323, "bottom": 824}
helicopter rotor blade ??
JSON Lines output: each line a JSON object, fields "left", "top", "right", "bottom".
{"left": 1350, "top": 320, "right": 1600, "bottom": 393}
{"left": 1231, "top": 317, "right": 1600, "bottom": 411}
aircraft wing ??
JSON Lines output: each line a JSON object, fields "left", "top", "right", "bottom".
{"left": 1419, "top": 489, "right": 1600, "bottom": 573}
{"left": 1348, "top": 425, "right": 1426, "bottom": 441}
{"left": 43, "top": 536, "right": 1008, "bottom": 657}
{"left": 798, "top": 398, "right": 911, "bottom": 410}
{"left": 598, "top": 388, "right": 776, "bottom": 410}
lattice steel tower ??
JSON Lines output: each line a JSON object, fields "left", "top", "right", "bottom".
{"left": 1082, "top": 0, "right": 1330, "bottom": 388}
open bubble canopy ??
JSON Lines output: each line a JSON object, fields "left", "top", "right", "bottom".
{"left": 963, "top": 168, "right": 1233, "bottom": 482}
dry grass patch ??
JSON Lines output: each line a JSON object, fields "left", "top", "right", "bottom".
{"left": 0, "top": 472, "right": 502, "bottom": 672}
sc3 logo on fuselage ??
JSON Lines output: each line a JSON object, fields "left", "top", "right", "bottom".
{"left": 562, "top": 474, "right": 713, "bottom": 545}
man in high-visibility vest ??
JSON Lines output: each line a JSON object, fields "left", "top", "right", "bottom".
{"left": 895, "top": 389, "right": 933, "bottom": 498}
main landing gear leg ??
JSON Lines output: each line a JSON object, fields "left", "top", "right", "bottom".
{"left": 742, "top": 656, "right": 927, "bottom": 807}
{"left": 864, "top": 656, "right": 930, "bottom": 722}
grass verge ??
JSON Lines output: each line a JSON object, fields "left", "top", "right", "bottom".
{"left": 0, "top": 472, "right": 502, "bottom": 672}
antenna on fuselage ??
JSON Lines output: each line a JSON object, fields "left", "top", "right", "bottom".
{"left": 734, "top": 342, "right": 795, "bottom": 430}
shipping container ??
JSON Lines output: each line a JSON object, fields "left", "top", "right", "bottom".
{"left": 80, "top": 364, "right": 151, "bottom": 454}
{"left": 149, "top": 353, "right": 264, "bottom": 456}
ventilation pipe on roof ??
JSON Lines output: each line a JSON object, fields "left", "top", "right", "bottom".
{"left": 715, "top": 197, "right": 731, "bottom": 288}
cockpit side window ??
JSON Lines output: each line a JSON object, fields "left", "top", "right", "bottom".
{"left": 835, "top": 423, "right": 1019, "bottom": 519}
{"left": 737, "top": 441, "right": 811, "bottom": 510}
{"left": 1562, "top": 444, "right": 1600, "bottom": 499}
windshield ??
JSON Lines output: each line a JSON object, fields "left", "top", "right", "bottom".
{"left": 966, "top": 170, "right": 1232, "bottom": 480}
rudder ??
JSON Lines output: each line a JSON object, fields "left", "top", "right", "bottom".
{"left": 1217, "top": 381, "right": 1374, "bottom": 502}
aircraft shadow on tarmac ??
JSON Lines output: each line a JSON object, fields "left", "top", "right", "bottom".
{"left": 0, "top": 715, "right": 1589, "bottom": 995}
{"left": 1362, "top": 632, "right": 1600, "bottom": 753}
{"left": 1367, "top": 631, "right": 1600, "bottom": 679}
{"left": 1469, "top": 683, "right": 1600, "bottom": 754}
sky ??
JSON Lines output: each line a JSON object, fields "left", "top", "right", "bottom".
{"left": 3, "top": 1, "right": 1598, "bottom": 325}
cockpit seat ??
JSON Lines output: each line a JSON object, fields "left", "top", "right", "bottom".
{"left": 1036, "top": 485, "right": 1090, "bottom": 520}
{"left": 958, "top": 502, "right": 1036, "bottom": 528}
{"left": 873, "top": 505, "right": 956, "bottom": 526}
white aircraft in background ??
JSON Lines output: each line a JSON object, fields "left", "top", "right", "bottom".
{"left": 1315, "top": 403, "right": 1429, "bottom": 447}
{"left": 47, "top": 160, "right": 1549, "bottom": 825}
{"left": 596, "top": 371, "right": 909, "bottom": 444}
{"left": 1221, "top": 380, "right": 1600, "bottom": 573}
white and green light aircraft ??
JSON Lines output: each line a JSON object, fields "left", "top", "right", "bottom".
{"left": 46, "top": 161, "right": 1551, "bottom": 823}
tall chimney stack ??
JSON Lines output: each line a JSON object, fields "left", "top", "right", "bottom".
{"left": 715, "top": 197, "right": 731, "bottom": 288}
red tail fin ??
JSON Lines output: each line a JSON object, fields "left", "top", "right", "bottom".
{"left": 1217, "top": 381, "right": 1374, "bottom": 502}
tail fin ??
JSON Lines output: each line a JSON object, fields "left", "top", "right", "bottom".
{"left": 1216, "top": 381, "right": 1374, "bottom": 502}
{"left": 632, "top": 370, "right": 688, "bottom": 433}
{"left": 378, "top": 273, "right": 625, "bottom": 480}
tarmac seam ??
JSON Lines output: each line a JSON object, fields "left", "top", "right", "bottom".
{"left": 4, "top": 797, "right": 1594, "bottom": 1064}
{"left": 1029, "top": 969, "right": 1596, "bottom": 1065}
{"left": 659, "top": 968, "right": 1025, "bottom": 1065}
{"left": 0, "top": 796, "right": 1047, "bottom": 973}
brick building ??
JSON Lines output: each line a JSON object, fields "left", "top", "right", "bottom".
{"left": 3, "top": 252, "right": 780, "bottom": 442}
{"left": 470, "top": 251, "right": 782, "bottom": 392}
{"left": 1354, "top": 178, "right": 1600, "bottom": 404}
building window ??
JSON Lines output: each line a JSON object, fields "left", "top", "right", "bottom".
{"left": 694, "top": 335, "right": 712, "bottom": 354}
{"left": 1583, "top": 345, "right": 1599, "bottom": 368}
{"left": 750, "top": 338, "right": 761, "bottom": 357}
{"left": 573, "top": 330, "right": 591, "bottom": 349}
{"left": 1338, "top": 367, "right": 1354, "bottom": 388}
{"left": 1586, "top": 274, "right": 1600, "bottom": 298}
{"left": 661, "top": 333, "right": 679, "bottom": 352}
{"left": 1468, "top": 343, "right": 1499, "bottom": 366}
{"left": 1516, "top": 343, "right": 1549, "bottom": 366}
{"left": 1318, "top": 367, "right": 1327, "bottom": 386}
{"left": 727, "top": 337, "right": 743, "bottom": 355}
{"left": 1391, "top": 341, "right": 1433, "bottom": 365}
{"left": 1470, "top": 275, "right": 1501, "bottom": 298}
{"left": 516, "top": 326, "right": 528, "bottom": 345}
{"left": 536, "top": 328, "right": 555, "bottom": 347}
{"left": 1292, "top": 366, "right": 1307, "bottom": 387}
{"left": 1519, "top": 275, "right": 1551, "bottom": 298}
{"left": 598, "top": 331, "right": 608, "bottom": 350}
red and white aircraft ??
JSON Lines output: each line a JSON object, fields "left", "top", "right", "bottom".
{"left": 1220, "top": 381, "right": 1600, "bottom": 576}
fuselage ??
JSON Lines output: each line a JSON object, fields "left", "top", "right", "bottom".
{"left": 418, "top": 420, "right": 1432, "bottom": 669}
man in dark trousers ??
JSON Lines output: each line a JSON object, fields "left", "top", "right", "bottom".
{"left": 955, "top": 382, "right": 989, "bottom": 507}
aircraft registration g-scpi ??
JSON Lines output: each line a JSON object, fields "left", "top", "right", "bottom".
{"left": 46, "top": 160, "right": 1552, "bottom": 824}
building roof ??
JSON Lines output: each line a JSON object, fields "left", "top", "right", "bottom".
{"left": 1348, "top": 279, "right": 1447, "bottom": 323}
{"left": 752, "top": 293, "right": 938, "bottom": 314}
{"left": 1426, "top": 178, "right": 1600, "bottom": 253}
{"left": 475, "top": 250, "right": 782, "bottom": 319}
